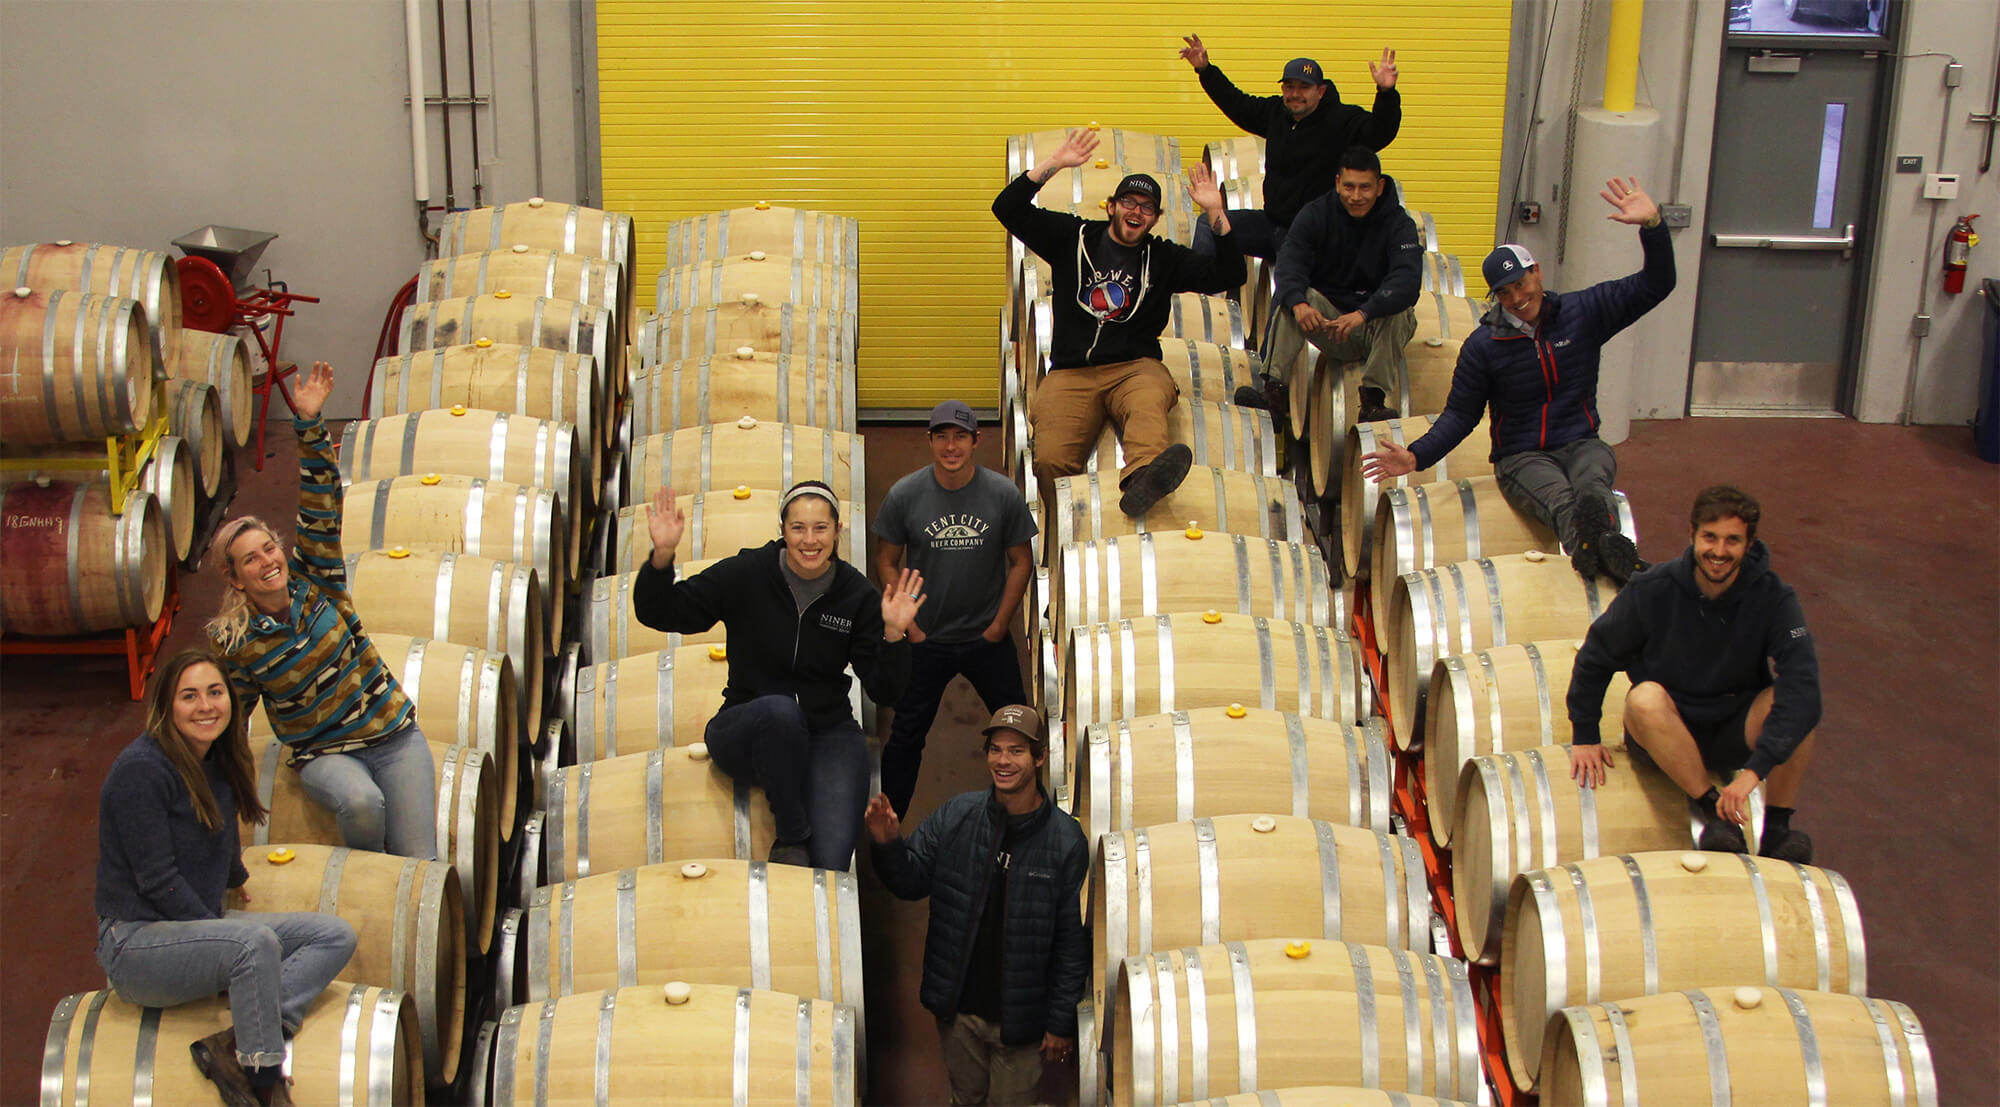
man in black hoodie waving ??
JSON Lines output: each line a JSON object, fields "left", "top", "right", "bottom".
{"left": 995, "top": 128, "right": 1246, "bottom": 516}
{"left": 1566, "top": 486, "right": 1820, "bottom": 863}
{"left": 1255, "top": 145, "right": 1422, "bottom": 424}
{"left": 1181, "top": 36, "right": 1401, "bottom": 261}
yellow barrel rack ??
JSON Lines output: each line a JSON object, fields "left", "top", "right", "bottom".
{"left": 0, "top": 400, "right": 170, "bottom": 514}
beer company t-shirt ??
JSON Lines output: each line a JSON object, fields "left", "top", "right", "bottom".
{"left": 873, "top": 466, "right": 1038, "bottom": 643}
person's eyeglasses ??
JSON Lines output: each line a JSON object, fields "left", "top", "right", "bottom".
{"left": 1114, "top": 197, "right": 1159, "bottom": 216}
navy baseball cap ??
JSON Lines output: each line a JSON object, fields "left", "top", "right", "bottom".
{"left": 1483, "top": 244, "right": 1537, "bottom": 291}
{"left": 928, "top": 400, "right": 978, "bottom": 433}
{"left": 1282, "top": 57, "right": 1330, "bottom": 85}
{"left": 1112, "top": 173, "right": 1162, "bottom": 207}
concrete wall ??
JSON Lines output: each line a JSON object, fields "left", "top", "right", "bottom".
{"left": 1502, "top": 0, "right": 1996, "bottom": 426}
{"left": 0, "top": 0, "right": 586, "bottom": 422}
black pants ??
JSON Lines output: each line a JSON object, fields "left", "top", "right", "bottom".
{"left": 880, "top": 637, "right": 1027, "bottom": 817}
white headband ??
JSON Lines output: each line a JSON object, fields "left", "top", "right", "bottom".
{"left": 780, "top": 485, "right": 839, "bottom": 513}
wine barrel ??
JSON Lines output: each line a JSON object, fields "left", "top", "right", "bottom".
{"left": 541, "top": 745, "right": 778, "bottom": 883}
{"left": 398, "top": 293, "right": 616, "bottom": 388}
{"left": 367, "top": 633, "right": 523, "bottom": 836}
{"left": 1026, "top": 164, "right": 1195, "bottom": 244}
{"left": 663, "top": 204, "right": 860, "bottom": 271}
{"left": 414, "top": 247, "right": 628, "bottom": 339}
{"left": 1371, "top": 475, "right": 1557, "bottom": 586}
{"left": 1385, "top": 551, "right": 1620, "bottom": 750}
{"left": 1091, "top": 816, "right": 1431, "bottom": 1039}
{"left": 0, "top": 483, "right": 165, "bottom": 635}
{"left": 1420, "top": 253, "right": 1467, "bottom": 298}
{"left": 569, "top": 644, "right": 732, "bottom": 760}
{"left": 584, "top": 560, "right": 729, "bottom": 661}
{"left": 1425, "top": 641, "right": 1633, "bottom": 848}
{"left": 41, "top": 983, "right": 420, "bottom": 1107}
{"left": 0, "top": 288, "right": 153, "bottom": 443}
{"left": 609, "top": 489, "right": 863, "bottom": 573}
{"left": 498, "top": 859, "right": 863, "bottom": 1020}
{"left": 1181, "top": 1090, "right": 1471, "bottom": 1107}
{"left": 340, "top": 474, "right": 566, "bottom": 598}
{"left": 3, "top": 241, "right": 180, "bottom": 376}
{"left": 1502, "top": 851, "right": 1867, "bottom": 1089}
{"left": 1109, "top": 938, "right": 1481, "bottom": 1107}
{"left": 656, "top": 255, "right": 859, "bottom": 323}
{"left": 1166, "top": 292, "right": 1248, "bottom": 349}
{"left": 173, "top": 327, "right": 254, "bottom": 448}
{"left": 1412, "top": 291, "right": 1483, "bottom": 345}
{"left": 1202, "top": 136, "right": 1265, "bottom": 186}
{"left": 1451, "top": 744, "right": 1696, "bottom": 965}
{"left": 239, "top": 844, "right": 466, "bottom": 1084}
{"left": 1049, "top": 469, "right": 1304, "bottom": 551}
{"left": 1020, "top": 401, "right": 1278, "bottom": 512}
{"left": 248, "top": 733, "right": 500, "bottom": 955}
{"left": 637, "top": 301, "right": 856, "bottom": 373}
{"left": 436, "top": 199, "right": 635, "bottom": 286}
{"left": 345, "top": 549, "right": 548, "bottom": 721}
{"left": 489, "top": 983, "right": 857, "bottom": 1105}
{"left": 1341, "top": 415, "right": 1496, "bottom": 581}
{"left": 339, "top": 409, "right": 587, "bottom": 570}
{"left": 368, "top": 342, "right": 605, "bottom": 462}
{"left": 628, "top": 421, "right": 863, "bottom": 502}
{"left": 158, "top": 378, "right": 223, "bottom": 496}
{"left": 1072, "top": 709, "right": 1391, "bottom": 847}
{"left": 13, "top": 437, "right": 196, "bottom": 563}
{"left": 1065, "top": 613, "right": 1367, "bottom": 727}
{"left": 1010, "top": 127, "right": 1181, "bottom": 176}
{"left": 628, "top": 348, "right": 856, "bottom": 436}
{"left": 1539, "top": 988, "right": 1935, "bottom": 1107}
{"left": 1402, "top": 336, "right": 1463, "bottom": 415}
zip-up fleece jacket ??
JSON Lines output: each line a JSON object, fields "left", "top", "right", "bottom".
{"left": 1197, "top": 64, "right": 1402, "bottom": 227}
{"left": 1272, "top": 177, "right": 1423, "bottom": 317}
{"left": 994, "top": 172, "right": 1246, "bottom": 370}
{"left": 872, "top": 785, "right": 1089, "bottom": 1045}
{"left": 1568, "top": 540, "right": 1821, "bottom": 781}
{"left": 1407, "top": 221, "right": 1676, "bottom": 470}
{"left": 631, "top": 540, "right": 910, "bottom": 730}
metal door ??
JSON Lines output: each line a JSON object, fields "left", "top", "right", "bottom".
{"left": 1691, "top": 46, "right": 1890, "bottom": 415}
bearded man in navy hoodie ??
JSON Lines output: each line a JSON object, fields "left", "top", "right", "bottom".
{"left": 1565, "top": 486, "right": 1820, "bottom": 863}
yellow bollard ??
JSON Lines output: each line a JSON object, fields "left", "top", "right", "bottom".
{"left": 1604, "top": 0, "right": 1644, "bottom": 113}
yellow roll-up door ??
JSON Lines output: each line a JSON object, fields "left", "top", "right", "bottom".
{"left": 597, "top": 1, "right": 1511, "bottom": 410}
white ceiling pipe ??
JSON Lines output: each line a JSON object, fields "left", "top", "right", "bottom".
{"left": 405, "top": 0, "right": 430, "bottom": 205}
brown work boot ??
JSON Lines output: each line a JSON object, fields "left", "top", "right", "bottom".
{"left": 188, "top": 1029, "right": 259, "bottom": 1107}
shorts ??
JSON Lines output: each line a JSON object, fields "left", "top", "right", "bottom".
{"left": 1683, "top": 689, "right": 1763, "bottom": 776}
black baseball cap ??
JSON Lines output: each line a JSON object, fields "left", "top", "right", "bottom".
{"left": 928, "top": 400, "right": 977, "bottom": 433}
{"left": 1112, "top": 173, "right": 1162, "bottom": 207}
{"left": 1282, "top": 57, "right": 1331, "bottom": 86}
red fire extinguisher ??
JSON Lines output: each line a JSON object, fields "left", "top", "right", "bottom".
{"left": 1943, "top": 214, "right": 1979, "bottom": 295}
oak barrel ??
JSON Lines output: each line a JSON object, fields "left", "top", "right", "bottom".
{"left": 0, "top": 288, "right": 153, "bottom": 443}
{"left": 365, "top": 633, "right": 523, "bottom": 835}
{"left": 436, "top": 199, "right": 634, "bottom": 285}
{"left": 339, "top": 474, "right": 565, "bottom": 597}
{"left": 3, "top": 241, "right": 180, "bottom": 376}
{"left": 637, "top": 301, "right": 856, "bottom": 374}
{"left": 540, "top": 745, "right": 778, "bottom": 884}
{"left": 656, "top": 255, "right": 858, "bottom": 323}
{"left": 583, "top": 560, "right": 729, "bottom": 661}
{"left": 1009, "top": 127, "right": 1181, "bottom": 177}
{"left": 344, "top": 549, "right": 548, "bottom": 719}
{"left": 414, "top": 248, "right": 628, "bottom": 338}
{"left": 398, "top": 294, "right": 615, "bottom": 389}
{"left": 1049, "top": 469, "right": 1303, "bottom": 551}
{"left": 663, "top": 204, "right": 859, "bottom": 271}
{"left": 173, "top": 327, "right": 255, "bottom": 448}
{"left": 1063, "top": 613, "right": 1367, "bottom": 727}
{"left": 159, "top": 378, "right": 223, "bottom": 496}
{"left": 628, "top": 421, "right": 863, "bottom": 502}
{"left": 627, "top": 348, "right": 857, "bottom": 435}
{"left": 0, "top": 483, "right": 165, "bottom": 635}
{"left": 1340, "top": 415, "right": 1496, "bottom": 580}
{"left": 568, "top": 643, "right": 734, "bottom": 760}
{"left": 610, "top": 489, "right": 863, "bottom": 573}
{"left": 367, "top": 342, "right": 604, "bottom": 461}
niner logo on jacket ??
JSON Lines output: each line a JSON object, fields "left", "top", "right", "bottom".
{"left": 819, "top": 612, "right": 853, "bottom": 633}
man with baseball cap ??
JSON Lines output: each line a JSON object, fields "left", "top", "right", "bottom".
{"left": 1179, "top": 37, "right": 1402, "bottom": 262}
{"left": 873, "top": 400, "right": 1039, "bottom": 820}
{"left": 1361, "top": 176, "right": 1676, "bottom": 583}
{"left": 994, "top": 128, "right": 1246, "bottom": 516}
{"left": 866, "top": 705, "right": 1089, "bottom": 1105}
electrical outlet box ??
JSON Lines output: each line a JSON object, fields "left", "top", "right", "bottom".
{"left": 1923, "top": 173, "right": 1960, "bottom": 200}
{"left": 1661, "top": 204, "right": 1693, "bottom": 228}
{"left": 1517, "top": 201, "right": 1541, "bottom": 225}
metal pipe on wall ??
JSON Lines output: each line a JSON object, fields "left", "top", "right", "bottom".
{"left": 464, "top": 0, "right": 484, "bottom": 207}
{"left": 435, "top": 0, "right": 456, "bottom": 210}
{"left": 404, "top": 0, "right": 430, "bottom": 224}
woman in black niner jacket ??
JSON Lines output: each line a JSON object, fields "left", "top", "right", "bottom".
{"left": 633, "top": 480, "right": 920, "bottom": 870}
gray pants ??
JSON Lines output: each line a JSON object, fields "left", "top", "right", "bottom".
{"left": 1265, "top": 290, "right": 1418, "bottom": 398}
{"left": 297, "top": 722, "right": 438, "bottom": 860}
{"left": 1494, "top": 437, "right": 1619, "bottom": 551}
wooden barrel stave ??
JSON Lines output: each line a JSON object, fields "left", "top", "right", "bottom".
{"left": 340, "top": 474, "right": 566, "bottom": 599}
{"left": 173, "top": 328, "right": 254, "bottom": 448}
{"left": 1050, "top": 469, "right": 1303, "bottom": 551}
{"left": 662, "top": 205, "right": 860, "bottom": 271}
{"left": 638, "top": 302, "right": 857, "bottom": 374}
{"left": 568, "top": 644, "right": 732, "bottom": 761}
{"left": 584, "top": 561, "right": 729, "bottom": 661}
{"left": 0, "top": 288, "right": 153, "bottom": 443}
{"left": 367, "top": 343, "right": 605, "bottom": 467}
{"left": 541, "top": 746, "right": 778, "bottom": 884}
{"left": 1341, "top": 415, "right": 1496, "bottom": 581}
{"left": 628, "top": 349, "right": 856, "bottom": 435}
{"left": 0, "top": 483, "right": 165, "bottom": 635}
{"left": 628, "top": 422, "right": 863, "bottom": 501}
{"left": 3, "top": 241, "right": 180, "bottom": 376}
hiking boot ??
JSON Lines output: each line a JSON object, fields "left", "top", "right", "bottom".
{"left": 1695, "top": 816, "right": 1747, "bottom": 854}
{"left": 189, "top": 1029, "right": 259, "bottom": 1107}
{"left": 1118, "top": 444, "right": 1194, "bottom": 518}
{"left": 1232, "top": 384, "right": 1269, "bottom": 410}
{"left": 1598, "top": 532, "right": 1641, "bottom": 585}
{"left": 1356, "top": 386, "right": 1398, "bottom": 424}
{"left": 768, "top": 839, "right": 811, "bottom": 867}
{"left": 1758, "top": 825, "right": 1814, "bottom": 865}
{"left": 1567, "top": 492, "right": 1615, "bottom": 579}
{"left": 249, "top": 1073, "right": 294, "bottom": 1107}
{"left": 1569, "top": 543, "right": 1601, "bottom": 580}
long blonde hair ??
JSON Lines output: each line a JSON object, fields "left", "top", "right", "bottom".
{"left": 206, "top": 515, "right": 279, "bottom": 651}
{"left": 144, "top": 648, "right": 269, "bottom": 830}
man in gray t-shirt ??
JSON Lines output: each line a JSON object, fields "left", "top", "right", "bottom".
{"left": 872, "top": 400, "right": 1039, "bottom": 818}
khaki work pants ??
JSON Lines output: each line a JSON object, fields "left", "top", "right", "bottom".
{"left": 1029, "top": 357, "right": 1181, "bottom": 492}
{"left": 939, "top": 1013, "right": 1045, "bottom": 1105}
{"left": 1266, "top": 291, "right": 1419, "bottom": 399}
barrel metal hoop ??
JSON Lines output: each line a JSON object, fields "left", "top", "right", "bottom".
{"left": 1255, "top": 616, "right": 1275, "bottom": 710}
{"left": 1524, "top": 748, "right": 1561, "bottom": 869}
{"left": 1152, "top": 952, "right": 1180, "bottom": 1105}
{"left": 1286, "top": 713, "right": 1311, "bottom": 819}
{"left": 1193, "top": 818, "right": 1220, "bottom": 946}
{"left": 1827, "top": 871, "right": 1867, "bottom": 994}
{"left": 616, "top": 869, "right": 639, "bottom": 988}
{"left": 1790, "top": 862, "right": 1833, "bottom": 992}
{"left": 748, "top": 861, "right": 773, "bottom": 991}
{"left": 1228, "top": 942, "right": 1257, "bottom": 1090}
{"left": 1390, "top": 948, "right": 1423, "bottom": 1093}
{"left": 733, "top": 989, "right": 753, "bottom": 1107}
{"left": 1603, "top": 1002, "right": 1640, "bottom": 1107}
{"left": 1134, "top": 826, "right": 1154, "bottom": 961}
{"left": 337, "top": 983, "right": 366, "bottom": 1107}
{"left": 1860, "top": 997, "right": 1908, "bottom": 1107}
{"left": 1314, "top": 817, "right": 1344, "bottom": 938}
{"left": 1686, "top": 990, "right": 1733, "bottom": 1107}
{"left": 1173, "top": 713, "right": 1196, "bottom": 822}
{"left": 1736, "top": 853, "right": 1780, "bottom": 984}
{"left": 1184, "top": 946, "right": 1210, "bottom": 1101}
{"left": 1349, "top": 942, "right": 1381, "bottom": 1088}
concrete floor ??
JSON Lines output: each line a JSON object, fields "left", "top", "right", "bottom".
{"left": 2, "top": 415, "right": 1995, "bottom": 1105}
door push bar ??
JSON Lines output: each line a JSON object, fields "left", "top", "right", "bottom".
{"left": 1712, "top": 224, "right": 1856, "bottom": 259}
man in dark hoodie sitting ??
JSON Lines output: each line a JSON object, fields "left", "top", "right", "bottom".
{"left": 1180, "top": 38, "right": 1401, "bottom": 263}
{"left": 1563, "top": 486, "right": 1820, "bottom": 864}
{"left": 1250, "top": 145, "right": 1422, "bottom": 424}
{"left": 994, "top": 128, "right": 1246, "bottom": 516}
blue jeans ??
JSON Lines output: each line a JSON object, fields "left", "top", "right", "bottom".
{"left": 881, "top": 637, "right": 1027, "bottom": 818}
{"left": 96, "top": 911, "right": 356, "bottom": 1066}
{"left": 1193, "top": 207, "right": 1285, "bottom": 260}
{"left": 703, "top": 695, "right": 870, "bottom": 871}
{"left": 297, "top": 722, "right": 438, "bottom": 859}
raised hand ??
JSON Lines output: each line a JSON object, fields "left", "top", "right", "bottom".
{"left": 293, "top": 361, "right": 335, "bottom": 421}
{"left": 1179, "top": 34, "right": 1209, "bottom": 71}
{"left": 1370, "top": 47, "right": 1399, "bottom": 89}
{"left": 1047, "top": 129, "right": 1100, "bottom": 172}
{"left": 1359, "top": 439, "right": 1418, "bottom": 481}
{"left": 881, "top": 567, "right": 927, "bottom": 637}
{"left": 1186, "top": 163, "right": 1225, "bottom": 215}
{"left": 1600, "top": 176, "right": 1661, "bottom": 226}
{"left": 646, "top": 486, "right": 686, "bottom": 569}
{"left": 864, "top": 793, "right": 901, "bottom": 843}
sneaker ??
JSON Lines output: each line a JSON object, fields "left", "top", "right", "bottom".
{"left": 1356, "top": 386, "right": 1398, "bottom": 424}
{"left": 768, "top": 839, "right": 811, "bottom": 867}
{"left": 1695, "top": 816, "right": 1748, "bottom": 854}
{"left": 1118, "top": 444, "right": 1194, "bottom": 517}
{"left": 1598, "top": 532, "right": 1641, "bottom": 585}
{"left": 190, "top": 1029, "right": 260, "bottom": 1107}
{"left": 1758, "top": 825, "right": 1814, "bottom": 865}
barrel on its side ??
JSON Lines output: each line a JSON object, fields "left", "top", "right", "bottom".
{"left": 567, "top": 644, "right": 733, "bottom": 761}
{"left": 367, "top": 633, "right": 523, "bottom": 836}
{"left": 345, "top": 549, "right": 548, "bottom": 719}
{"left": 1010, "top": 128, "right": 1181, "bottom": 176}
{"left": 398, "top": 294, "right": 616, "bottom": 398}
{"left": 3, "top": 241, "right": 180, "bottom": 376}
{"left": 627, "top": 348, "right": 856, "bottom": 435}
{"left": 173, "top": 327, "right": 254, "bottom": 448}
{"left": 340, "top": 474, "right": 566, "bottom": 596}
{"left": 541, "top": 745, "right": 777, "bottom": 884}
{"left": 662, "top": 205, "right": 859, "bottom": 271}
{"left": 1371, "top": 475, "right": 1560, "bottom": 587}
{"left": 1341, "top": 415, "right": 1496, "bottom": 580}
{"left": 414, "top": 248, "right": 629, "bottom": 337}
{"left": 0, "top": 483, "right": 165, "bottom": 635}
{"left": 436, "top": 200, "right": 635, "bottom": 286}
{"left": 159, "top": 378, "right": 223, "bottom": 496}
{"left": 611, "top": 490, "right": 863, "bottom": 573}
{"left": 368, "top": 343, "right": 604, "bottom": 461}
{"left": 655, "top": 255, "right": 858, "bottom": 321}
{"left": 1050, "top": 469, "right": 1303, "bottom": 551}
{"left": 637, "top": 302, "right": 856, "bottom": 381}
{"left": 584, "top": 561, "right": 728, "bottom": 661}
{"left": 0, "top": 288, "right": 153, "bottom": 443}
{"left": 628, "top": 421, "right": 863, "bottom": 501}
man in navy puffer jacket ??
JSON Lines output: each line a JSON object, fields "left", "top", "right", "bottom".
{"left": 1361, "top": 176, "right": 1676, "bottom": 583}
{"left": 866, "top": 705, "right": 1089, "bottom": 1104}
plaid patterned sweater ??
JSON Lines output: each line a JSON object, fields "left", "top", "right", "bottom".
{"left": 211, "top": 417, "right": 413, "bottom": 762}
